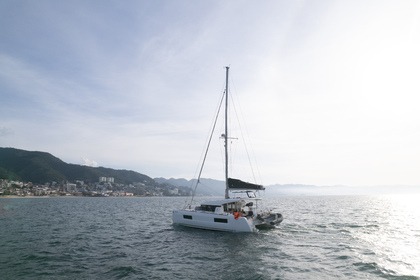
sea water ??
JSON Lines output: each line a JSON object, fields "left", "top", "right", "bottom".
{"left": 0, "top": 195, "right": 419, "bottom": 279}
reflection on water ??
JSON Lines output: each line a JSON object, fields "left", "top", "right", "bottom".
{"left": 262, "top": 194, "right": 420, "bottom": 279}
{"left": 351, "top": 194, "right": 420, "bottom": 277}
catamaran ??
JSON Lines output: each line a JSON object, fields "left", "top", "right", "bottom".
{"left": 172, "top": 67, "right": 283, "bottom": 232}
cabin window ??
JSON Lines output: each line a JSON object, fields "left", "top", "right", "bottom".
{"left": 183, "top": 215, "right": 192, "bottom": 220}
{"left": 214, "top": 218, "right": 228, "bottom": 223}
{"left": 226, "top": 203, "right": 239, "bottom": 212}
{"left": 201, "top": 205, "right": 217, "bottom": 212}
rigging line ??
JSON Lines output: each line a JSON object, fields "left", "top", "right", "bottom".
{"left": 189, "top": 89, "right": 225, "bottom": 205}
{"left": 218, "top": 134, "right": 224, "bottom": 178}
{"left": 225, "top": 85, "right": 238, "bottom": 179}
{"left": 230, "top": 77, "right": 264, "bottom": 185}
{"left": 190, "top": 84, "right": 226, "bottom": 185}
{"left": 229, "top": 86, "right": 259, "bottom": 184}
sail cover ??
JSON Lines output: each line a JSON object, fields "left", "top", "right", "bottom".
{"left": 227, "top": 178, "right": 265, "bottom": 190}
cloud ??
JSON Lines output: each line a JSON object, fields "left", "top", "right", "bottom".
{"left": 81, "top": 157, "right": 98, "bottom": 167}
{"left": 0, "top": 1, "right": 419, "bottom": 185}
{"left": 0, "top": 126, "right": 13, "bottom": 137}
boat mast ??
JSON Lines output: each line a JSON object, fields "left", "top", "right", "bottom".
{"left": 224, "top": 66, "right": 229, "bottom": 199}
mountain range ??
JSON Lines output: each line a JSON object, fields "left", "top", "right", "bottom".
{"left": 0, "top": 147, "right": 156, "bottom": 186}
{"left": 154, "top": 177, "right": 328, "bottom": 196}
{"left": 2, "top": 147, "right": 417, "bottom": 196}
{"left": 1, "top": 147, "right": 304, "bottom": 196}
{"left": 154, "top": 177, "right": 225, "bottom": 196}
{"left": 155, "top": 178, "right": 420, "bottom": 196}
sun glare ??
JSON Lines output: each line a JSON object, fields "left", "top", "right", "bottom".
{"left": 358, "top": 194, "right": 420, "bottom": 276}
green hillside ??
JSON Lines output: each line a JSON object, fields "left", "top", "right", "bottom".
{"left": 0, "top": 147, "right": 156, "bottom": 185}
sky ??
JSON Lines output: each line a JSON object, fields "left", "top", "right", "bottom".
{"left": 1, "top": 1, "right": 419, "bottom": 186}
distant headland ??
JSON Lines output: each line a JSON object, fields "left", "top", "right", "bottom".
{"left": 0, "top": 147, "right": 191, "bottom": 197}
{"left": 2, "top": 147, "right": 418, "bottom": 198}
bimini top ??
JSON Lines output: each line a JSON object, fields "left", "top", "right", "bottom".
{"left": 227, "top": 178, "right": 265, "bottom": 191}
{"left": 201, "top": 198, "right": 243, "bottom": 206}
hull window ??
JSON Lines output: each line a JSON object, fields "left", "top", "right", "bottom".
{"left": 214, "top": 218, "right": 228, "bottom": 223}
{"left": 183, "top": 215, "right": 193, "bottom": 220}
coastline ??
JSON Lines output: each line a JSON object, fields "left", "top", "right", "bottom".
{"left": 0, "top": 195, "right": 58, "bottom": 199}
{"left": 0, "top": 195, "right": 177, "bottom": 198}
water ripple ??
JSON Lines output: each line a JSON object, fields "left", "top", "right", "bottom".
{"left": 1, "top": 195, "right": 419, "bottom": 279}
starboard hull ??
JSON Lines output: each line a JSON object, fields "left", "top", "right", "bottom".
{"left": 172, "top": 209, "right": 256, "bottom": 232}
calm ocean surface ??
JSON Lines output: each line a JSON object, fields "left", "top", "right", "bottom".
{"left": 1, "top": 195, "right": 419, "bottom": 279}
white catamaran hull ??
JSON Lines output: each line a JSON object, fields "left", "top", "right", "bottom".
{"left": 173, "top": 209, "right": 256, "bottom": 232}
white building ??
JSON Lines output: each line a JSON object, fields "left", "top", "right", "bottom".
{"left": 99, "top": 177, "right": 114, "bottom": 183}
